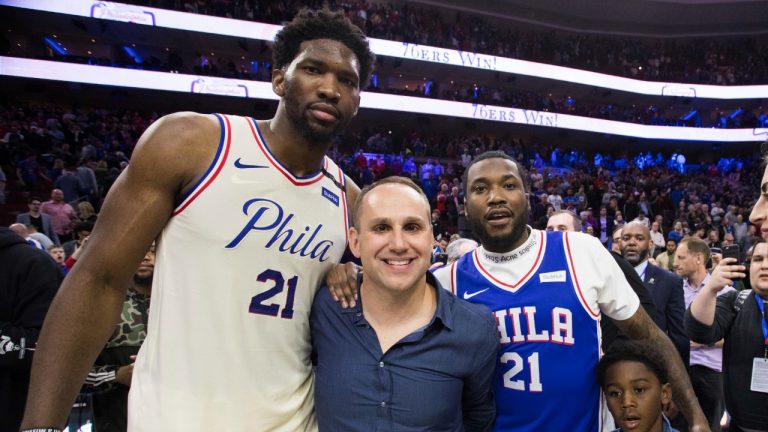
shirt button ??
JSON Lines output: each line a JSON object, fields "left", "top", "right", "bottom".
{"left": 356, "top": 313, "right": 362, "bottom": 317}
{"left": 380, "top": 402, "right": 387, "bottom": 407}
{"left": 379, "top": 362, "right": 384, "bottom": 368}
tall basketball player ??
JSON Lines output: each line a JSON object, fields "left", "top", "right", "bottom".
{"left": 431, "top": 151, "right": 710, "bottom": 432}
{"left": 22, "top": 9, "right": 374, "bottom": 432}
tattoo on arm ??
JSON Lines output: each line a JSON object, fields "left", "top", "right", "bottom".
{"left": 616, "top": 308, "right": 705, "bottom": 427}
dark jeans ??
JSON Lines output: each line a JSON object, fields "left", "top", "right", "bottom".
{"left": 690, "top": 364, "right": 724, "bottom": 432}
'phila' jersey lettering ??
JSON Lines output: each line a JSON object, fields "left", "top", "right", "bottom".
{"left": 129, "top": 114, "right": 348, "bottom": 432}
{"left": 448, "top": 230, "right": 602, "bottom": 432}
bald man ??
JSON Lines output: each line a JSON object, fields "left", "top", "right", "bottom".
{"left": 9, "top": 223, "right": 43, "bottom": 250}
{"left": 619, "top": 222, "right": 689, "bottom": 365}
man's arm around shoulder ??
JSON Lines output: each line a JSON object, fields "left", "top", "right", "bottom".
{"left": 22, "top": 112, "right": 220, "bottom": 429}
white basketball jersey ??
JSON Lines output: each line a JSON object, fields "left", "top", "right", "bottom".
{"left": 128, "top": 114, "right": 349, "bottom": 431}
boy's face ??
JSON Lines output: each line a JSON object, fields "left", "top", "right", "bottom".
{"left": 603, "top": 360, "right": 671, "bottom": 432}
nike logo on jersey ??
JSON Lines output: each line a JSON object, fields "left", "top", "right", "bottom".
{"left": 234, "top": 158, "right": 269, "bottom": 169}
{"left": 539, "top": 270, "right": 566, "bottom": 283}
{"left": 463, "top": 288, "right": 489, "bottom": 300}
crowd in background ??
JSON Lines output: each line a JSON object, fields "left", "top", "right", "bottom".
{"left": 120, "top": 0, "right": 768, "bottom": 86}
{"left": 6, "top": 3, "right": 766, "bottom": 130}
{"left": 1, "top": 100, "right": 761, "bottom": 255}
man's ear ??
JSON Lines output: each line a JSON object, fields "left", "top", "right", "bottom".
{"left": 349, "top": 227, "right": 361, "bottom": 259}
{"left": 272, "top": 68, "right": 286, "bottom": 97}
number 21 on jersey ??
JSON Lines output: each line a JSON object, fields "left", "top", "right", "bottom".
{"left": 502, "top": 351, "right": 543, "bottom": 392}
{"left": 249, "top": 269, "right": 298, "bottom": 319}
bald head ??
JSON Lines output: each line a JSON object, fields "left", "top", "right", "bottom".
{"left": 51, "top": 189, "right": 64, "bottom": 202}
{"left": 9, "top": 223, "right": 29, "bottom": 238}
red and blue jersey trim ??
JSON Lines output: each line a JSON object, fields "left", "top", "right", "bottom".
{"left": 172, "top": 113, "right": 231, "bottom": 216}
{"left": 471, "top": 231, "right": 546, "bottom": 292}
{"left": 336, "top": 165, "right": 349, "bottom": 245}
{"left": 563, "top": 232, "right": 601, "bottom": 318}
{"left": 247, "top": 117, "right": 326, "bottom": 186}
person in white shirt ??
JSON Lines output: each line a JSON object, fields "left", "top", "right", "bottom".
{"left": 650, "top": 221, "right": 666, "bottom": 257}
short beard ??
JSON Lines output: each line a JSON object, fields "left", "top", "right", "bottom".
{"left": 133, "top": 273, "right": 153, "bottom": 287}
{"left": 469, "top": 211, "right": 529, "bottom": 253}
{"left": 623, "top": 249, "right": 649, "bottom": 266}
{"left": 283, "top": 82, "right": 343, "bottom": 145}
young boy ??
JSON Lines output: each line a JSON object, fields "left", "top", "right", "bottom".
{"left": 598, "top": 340, "right": 679, "bottom": 432}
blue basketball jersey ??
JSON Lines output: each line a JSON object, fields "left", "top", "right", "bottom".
{"left": 451, "top": 230, "right": 602, "bottom": 432}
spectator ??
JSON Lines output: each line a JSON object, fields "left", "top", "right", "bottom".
{"left": 732, "top": 214, "right": 749, "bottom": 249}
{"left": 0, "top": 227, "right": 63, "bottom": 432}
{"left": 620, "top": 222, "right": 689, "bottom": 366}
{"left": 54, "top": 166, "right": 85, "bottom": 204}
{"left": 656, "top": 239, "right": 678, "bottom": 273}
{"left": 40, "top": 189, "right": 77, "bottom": 243}
{"left": 685, "top": 240, "right": 767, "bottom": 431}
{"left": 594, "top": 206, "right": 615, "bottom": 247}
{"left": 81, "top": 244, "right": 154, "bottom": 432}
{"left": 62, "top": 221, "right": 93, "bottom": 259}
{"left": 16, "top": 197, "right": 60, "bottom": 245}
{"left": 650, "top": 221, "right": 666, "bottom": 257}
{"left": 77, "top": 201, "right": 98, "bottom": 224}
{"left": 668, "top": 221, "right": 685, "bottom": 244}
{"left": 46, "top": 244, "right": 68, "bottom": 275}
{"left": 446, "top": 237, "right": 478, "bottom": 264}
{"left": 673, "top": 237, "right": 733, "bottom": 432}
{"left": 8, "top": 223, "right": 44, "bottom": 250}
{"left": 598, "top": 341, "right": 679, "bottom": 432}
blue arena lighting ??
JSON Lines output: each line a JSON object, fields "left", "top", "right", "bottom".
{"left": 3, "top": 0, "right": 767, "bottom": 99}
{"left": 682, "top": 110, "right": 698, "bottom": 121}
{"left": 122, "top": 46, "right": 143, "bottom": 64}
{"left": 43, "top": 37, "right": 67, "bottom": 56}
{"left": 1, "top": 57, "right": 765, "bottom": 143}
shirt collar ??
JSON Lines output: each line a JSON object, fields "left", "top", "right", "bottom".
{"left": 684, "top": 272, "right": 711, "bottom": 292}
{"left": 429, "top": 271, "right": 454, "bottom": 331}
{"left": 478, "top": 225, "right": 537, "bottom": 262}
{"left": 634, "top": 260, "right": 649, "bottom": 278}
{"left": 344, "top": 271, "right": 454, "bottom": 331}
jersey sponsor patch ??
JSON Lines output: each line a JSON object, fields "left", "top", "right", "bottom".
{"left": 539, "top": 270, "right": 566, "bottom": 283}
{"left": 322, "top": 187, "right": 340, "bottom": 207}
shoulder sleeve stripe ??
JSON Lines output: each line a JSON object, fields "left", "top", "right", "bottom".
{"left": 564, "top": 232, "right": 600, "bottom": 318}
{"left": 336, "top": 164, "right": 349, "bottom": 246}
{"left": 172, "top": 113, "right": 231, "bottom": 216}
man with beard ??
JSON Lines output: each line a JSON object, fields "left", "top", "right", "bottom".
{"left": 79, "top": 244, "right": 154, "bottom": 432}
{"left": 22, "top": 8, "right": 374, "bottom": 432}
{"left": 433, "top": 152, "right": 708, "bottom": 432}
{"left": 619, "top": 222, "right": 689, "bottom": 366}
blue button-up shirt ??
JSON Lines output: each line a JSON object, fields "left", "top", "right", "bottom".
{"left": 311, "top": 272, "right": 499, "bottom": 432}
